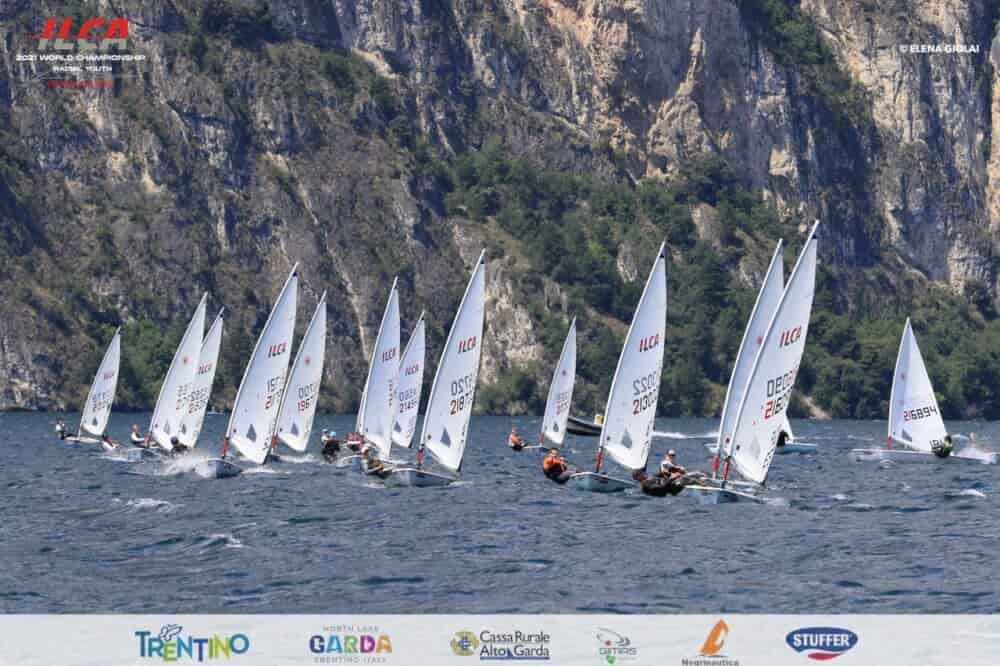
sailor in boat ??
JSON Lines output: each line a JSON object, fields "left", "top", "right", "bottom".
{"left": 168, "top": 436, "right": 190, "bottom": 457}
{"left": 130, "top": 424, "right": 147, "bottom": 447}
{"left": 932, "top": 435, "right": 954, "bottom": 459}
{"left": 776, "top": 430, "right": 790, "bottom": 449}
{"left": 508, "top": 426, "right": 525, "bottom": 451}
{"left": 360, "top": 444, "right": 392, "bottom": 478}
{"left": 346, "top": 432, "right": 364, "bottom": 452}
{"left": 321, "top": 429, "right": 341, "bottom": 461}
{"left": 542, "top": 447, "right": 573, "bottom": 484}
{"left": 101, "top": 434, "right": 120, "bottom": 450}
{"left": 55, "top": 419, "right": 67, "bottom": 440}
{"left": 633, "top": 450, "right": 701, "bottom": 497}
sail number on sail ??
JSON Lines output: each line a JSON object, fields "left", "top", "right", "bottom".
{"left": 263, "top": 374, "right": 286, "bottom": 409}
{"left": 902, "top": 404, "right": 938, "bottom": 421}
{"left": 450, "top": 371, "right": 476, "bottom": 414}
{"left": 632, "top": 371, "right": 659, "bottom": 415}
{"left": 399, "top": 387, "right": 419, "bottom": 413}
{"left": 296, "top": 381, "right": 320, "bottom": 412}
{"left": 90, "top": 389, "right": 114, "bottom": 412}
{"left": 764, "top": 364, "right": 798, "bottom": 419}
{"left": 173, "top": 384, "right": 191, "bottom": 410}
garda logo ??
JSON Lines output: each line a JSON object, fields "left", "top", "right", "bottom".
{"left": 596, "top": 628, "right": 638, "bottom": 664}
{"left": 681, "top": 620, "right": 738, "bottom": 666}
{"left": 451, "top": 630, "right": 550, "bottom": 660}
{"left": 785, "top": 627, "right": 858, "bottom": 660}
{"left": 135, "top": 625, "right": 250, "bottom": 661}
{"left": 309, "top": 624, "right": 393, "bottom": 663}
{"left": 451, "top": 631, "right": 480, "bottom": 656}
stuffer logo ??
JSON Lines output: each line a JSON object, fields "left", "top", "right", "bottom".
{"left": 785, "top": 627, "right": 858, "bottom": 660}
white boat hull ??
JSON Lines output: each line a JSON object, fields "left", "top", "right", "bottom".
{"left": 335, "top": 454, "right": 363, "bottom": 470}
{"left": 385, "top": 467, "right": 457, "bottom": 487}
{"left": 64, "top": 435, "right": 102, "bottom": 445}
{"left": 194, "top": 458, "right": 243, "bottom": 479}
{"left": 687, "top": 484, "right": 763, "bottom": 504}
{"left": 568, "top": 471, "right": 633, "bottom": 493}
{"left": 851, "top": 448, "right": 997, "bottom": 464}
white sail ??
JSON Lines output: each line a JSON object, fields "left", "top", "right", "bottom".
{"left": 225, "top": 265, "right": 299, "bottom": 464}
{"left": 600, "top": 244, "right": 668, "bottom": 471}
{"left": 887, "top": 319, "right": 947, "bottom": 452}
{"left": 421, "top": 251, "right": 487, "bottom": 472}
{"left": 275, "top": 293, "right": 327, "bottom": 452}
{"left": 148, "top": 294, "right": 207, "bottom": 450}
{"left": 718, "top": 242, "right": 785, "bottom": 457}
{"left": 729, "top": 223, "right": 819, "bottom": 484}
{"left": 392, "top": 313, "right": 426, "bottom": 449}
{"left": 178, "top": 310, "right": 223, "bottom": 448}
{"left": 357, "top": 279, "right": 400, "bottom": 456}
{"left": 79, "top": 328, "right": 121, "bottom": 437}
{"left": 541, "top": 317, "right": 577, "bottom": 446}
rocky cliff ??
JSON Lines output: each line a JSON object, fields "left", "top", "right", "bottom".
{"left": 1, "top": 0, "right": 999, "bottom": 418}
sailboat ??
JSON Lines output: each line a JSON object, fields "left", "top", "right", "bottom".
{"left": 569, "top": 244, "right": 667, "bottom": 492}
{"left": 704, "top": 243, "right": 816, "bottom": 460}
{"left": 536, "top": 317, "right": 577, "bottom": 449}
{"left": 195, "top": 264, "right": 299, "bottom": 479}
{"left": 690, "top": 222, "right": 819, "bottom": 503}
{"left": 178, "top": 309, "right": 224, "bottom": 448}
{"left": 391, "top": 312, "right": 426, "bottom": 450}
{"left": 65, "top": 327, "right": 121, "bottom": 445}
{"left": 386, "top": 251, "right": 486, "bottom": 487}
{"left": 352, "top": 279, "right": 400, "bottom": 462}
{"left": 271, "top": 292, "right": 327, "bottom": 457}
{"left": 851, "top": 319, "right": 997, "bottom": 464}
{"left": 145, "top": 294, "right": 207, "bottom": 452}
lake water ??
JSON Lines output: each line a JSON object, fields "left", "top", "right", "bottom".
{"left": 2, "top": 413, "right": 998, "bottom": 613}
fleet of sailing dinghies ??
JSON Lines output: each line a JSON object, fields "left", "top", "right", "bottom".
{"left": 850, "top": 319, "right": 998, "bottom": 464}
{"left": 569, "top": 243, "right": 668, "bottom": 493}
{"left": 387, "top": 251, "right": 487, "bottom": 487}
{"left": 690, "top": 222, "right": 820, "bottom": 504}
{"left": 539, "top": 318, "right": 577, "bottom": 448}
{"left": 357, "top": 279, "right": 401, "bottom": 458}
{"left": 59, "top": 230, "right": 998, "bottom": 494}
{"left": 69, "top": 327, "right": 121, "bottom": 444}
{"left": 147, "top": 294, "right": 207, "bottom": 452}
{"left": 272, "top": 292, "right": 328, "bottom": 455}
{"left": 391, "top": 313, "right": 426, "bottom": 450}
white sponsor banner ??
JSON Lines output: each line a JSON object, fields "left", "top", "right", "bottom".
{"left": 0, "top": 615, "right": 997, "bottom": 665}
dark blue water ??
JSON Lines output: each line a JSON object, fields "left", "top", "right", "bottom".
{"left": 2, "top": 413, "right": 998, "bottom": 613}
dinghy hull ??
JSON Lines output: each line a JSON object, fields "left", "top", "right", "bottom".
{"left": 194, "top": 458, "right": 243, "bottom": 479}
{"left": 568, "top": 472, "right": 632, "bottom": 493}
{"left": 385, "top": 467, "right": 456, "bottom": 487}
{"left": 706, "top": 442, "right": 817, "bottom": 455}
{"left": 687, "top": 484, "right": 763, "bottom": 504}
{"left": 851, "top": 448, "right": 997, "bottom": 464}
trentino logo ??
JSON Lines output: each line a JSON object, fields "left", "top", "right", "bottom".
{"left": 136, "top": 625, "right": 250, "bottom": 662}
{"left": 681, "top": 620, "right": 739, "bottom": 666}
{"left": 785, "top": 627, "right": 858, "bottom": 660}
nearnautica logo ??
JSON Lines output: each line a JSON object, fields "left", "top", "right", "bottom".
{"left": 785, "top": 627, "right": 858, "bottom": 660}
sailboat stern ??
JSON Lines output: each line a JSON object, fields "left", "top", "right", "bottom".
{"left": 385, "top": 467, "right": 457, "bottom": 487}
{"left": 567, "top": 471, "right": 633, "bottom": 493}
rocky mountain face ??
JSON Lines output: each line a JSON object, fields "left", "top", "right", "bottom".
{"left": 1, "top": 0, "right": 998, "bottom": 415}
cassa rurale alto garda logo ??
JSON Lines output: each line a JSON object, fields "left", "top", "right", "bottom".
{"left": 451, "top": 629, "right": 551, "bottom": 660}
